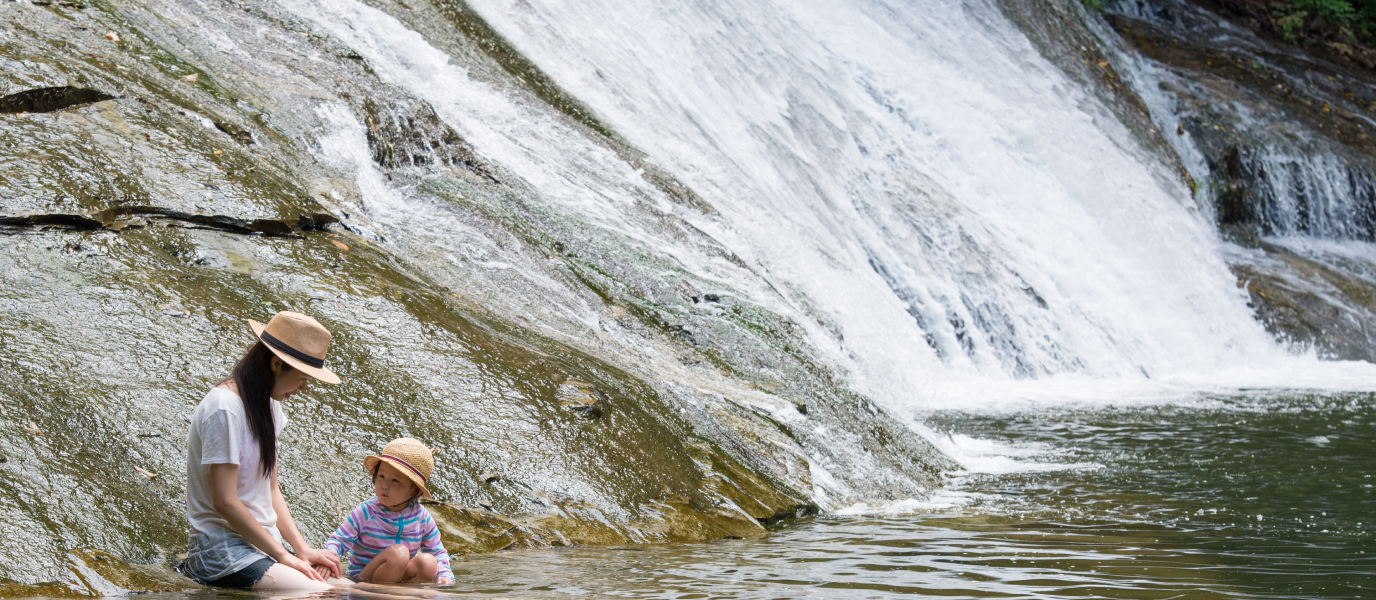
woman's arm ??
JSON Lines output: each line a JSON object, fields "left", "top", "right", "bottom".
{"left": 210, "top": 463, "right": 326, "bottom": 582}
{"left": 270, "top": 467, "right": 342, "bottom": 579}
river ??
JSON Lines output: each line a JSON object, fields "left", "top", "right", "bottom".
{"left": 444, "top": 392, "right": 1376, "bottom": 598}
{"left": 99, "top": 391, "right": 1370, "bottom": 599}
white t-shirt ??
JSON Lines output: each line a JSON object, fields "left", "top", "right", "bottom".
{"left": 185, "top": 387, "right": 287, "bottom": 544}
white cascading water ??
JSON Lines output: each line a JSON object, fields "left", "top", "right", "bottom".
{"left": 287, "top": 0, "right": 1376, "bottom": 428}
{"left": 1104, "top": 0, "right": 1376, "bottom": 241}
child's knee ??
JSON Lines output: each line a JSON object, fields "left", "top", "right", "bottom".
{"left": 382, "top": 544, "right": 411, "bottom": 560}
{"left": 410, "top": 552, "right": 438, "bottom": 576}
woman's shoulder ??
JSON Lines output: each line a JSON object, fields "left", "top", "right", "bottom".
{"left": 195, "top": 386, "right": 242, "bottom": 414}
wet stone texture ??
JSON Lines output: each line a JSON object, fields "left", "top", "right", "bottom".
{"left": 1101, "top": 0, "right": 1376, "bottom": 234}
{"left": 0, "top": 0, "right": 950, "bottom": 592}
{"left": 1228, "top": 232, "right": 1376, "bottom": 361}
{"left": 1071, "top": 0, "right": 1376, "bottom": 360}
{"left": 0, "top": 225, "right": 818, "bottom": 589}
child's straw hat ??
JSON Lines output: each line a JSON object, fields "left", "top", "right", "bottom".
{"left": 365, "top": 438, "right": 434, "bottom": 499}
{"left": 246, "top": 311, "right": 341, "bottom": 384}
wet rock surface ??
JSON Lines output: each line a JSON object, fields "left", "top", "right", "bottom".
{"left": 1227, "top": 231, "right": 1376, "bottom": 361}
{"left": 0, "top": 0, "right": 950, "bottom": 591}
{"left": 1102, "top": 0, "right": 1376, "bottom": 354}
{"left": 1006, "top": 0, "right": 1376, "bottom": 358}
{"left": 1104, "top": 0, "right": 1376, "bottom": 239}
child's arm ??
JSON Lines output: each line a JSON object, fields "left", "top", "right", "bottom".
{"left": 418, "top": 509, "right": 453, "bottom": 584}
{"left": 272, "top": 467, "right": 339, "bottom": 579}
{"left": 322, "top": 503, "right": 368, "bottom": 573}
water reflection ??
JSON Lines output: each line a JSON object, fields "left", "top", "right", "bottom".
{"left": 177, "top": 582, "right": 501, "bottom": 600}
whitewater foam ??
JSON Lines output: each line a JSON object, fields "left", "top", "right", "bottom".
{"left": 287, "top": 0, "right": 1376, "bottom": 437}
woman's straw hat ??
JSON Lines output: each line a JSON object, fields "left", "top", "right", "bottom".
{"left": 247, "top": 311, "right": 342, "bottom": 384}
{"left": 365, "top": 438, "right": 434, "bottom": 499}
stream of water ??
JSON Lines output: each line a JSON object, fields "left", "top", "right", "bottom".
{"left": 445, "top": 392, "right": 1375, "bottom": 598}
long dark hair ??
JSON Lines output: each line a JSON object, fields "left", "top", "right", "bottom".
{"left": 219, "top": 341, "right": 293, "bottom": 477}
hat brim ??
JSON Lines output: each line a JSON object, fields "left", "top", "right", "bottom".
{"left": 365, "top": 455, "right": 433, "bottom": 499}
{"left": 248, "top": 319, "right": 342, "bottom": 384}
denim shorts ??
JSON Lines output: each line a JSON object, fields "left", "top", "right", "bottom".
{"left": 181, "top": 528, "right": 275, "bottom": 586}
{"left": 207, "top": 556, "right": 275, "bottom": 589}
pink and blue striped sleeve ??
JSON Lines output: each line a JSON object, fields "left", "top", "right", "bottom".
{"left": 418, "top": 508, "right": 453, "bottom": 582}
{"left": 323, "top": 503, "right": 366, "bottom": 561}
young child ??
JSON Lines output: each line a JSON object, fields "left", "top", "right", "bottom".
{"left": 320, "top": 438, "right": 454, "bottom": 585}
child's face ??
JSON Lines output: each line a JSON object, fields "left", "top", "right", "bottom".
{"left": 374, "top": 462, "right": 419, "bottom": 508}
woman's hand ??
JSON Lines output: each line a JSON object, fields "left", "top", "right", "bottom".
{"left": 279, "top": 554, "right": 327, "bottom": 582}
{"left": 300, "top": 548, "right": 342, "bottom": 579}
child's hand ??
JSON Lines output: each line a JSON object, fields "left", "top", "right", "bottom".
{"left": 302, "top": 548, "right": 343, "bottom": 579}
{"left": 438, "top": 578, "right": 452, "bottom": 585}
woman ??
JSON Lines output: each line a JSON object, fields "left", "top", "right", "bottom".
{"left": 181, "top": 311, "right": 343, "bottom": 591}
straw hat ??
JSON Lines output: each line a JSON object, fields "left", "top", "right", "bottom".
{"left": 365, "top": 438, "right": 434, "bottom": 499}
{"left": 247, "top": 311, "right": 341, "bottom": 384}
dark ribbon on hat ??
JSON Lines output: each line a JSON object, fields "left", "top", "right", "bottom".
{"left": 383, "top": 454, "right": 427, "bottom": 482}
{"left": 260, "top": 331, "right": 326, "bottom": 369}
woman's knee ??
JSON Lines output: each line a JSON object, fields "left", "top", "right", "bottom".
{"left": 251, "top": 564, "right": 332, "bottom": 592}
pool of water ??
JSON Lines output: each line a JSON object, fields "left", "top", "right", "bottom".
{"left": 164, "top": 392, "right": 1376, "bottom": 599}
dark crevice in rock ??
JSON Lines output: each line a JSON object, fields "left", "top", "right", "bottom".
{"left": 213, "top": 120, "right": 255, "bottom": 145}
{"left": 0, "top": 86, "right": 116, "bottom": 113}
{"left": 0, "top": 213, "right": 105, "bottom": 231}
{"left": 0, "top": 207, "right": 338, "bottom": 236}
{"left": 757, "top": 503, "right": 820, "bottom": 529}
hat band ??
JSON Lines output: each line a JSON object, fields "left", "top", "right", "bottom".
{"left": 382, "top": 454, "right": 427, "bottom": 482}
{"left": 261, "top": 331, "right": 326, "bottom": 369}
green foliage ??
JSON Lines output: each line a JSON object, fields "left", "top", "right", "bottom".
{"left": 1277, "top": 9, "right": 1310, "bottom": 43}
{"left": 1296, "top": 0, "right": 1356, "bottom": 23}
{"left": 1268, "top": 0, "right": 1376, "bottom": 45}
{"left": 1080, "top": 0, "right": 1105, "bottom": 11}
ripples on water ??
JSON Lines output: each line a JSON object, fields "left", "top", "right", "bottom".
{"left": 157, "top": 393, "right": 1374, "bottom": 599}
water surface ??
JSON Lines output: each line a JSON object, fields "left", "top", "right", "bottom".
{"left": 177, "top": 392, "right": 1374, "bottom": 599}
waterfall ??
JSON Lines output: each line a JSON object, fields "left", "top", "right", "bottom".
{"left": 282, "top": 0, "right": 1376, "bottom": 416}
{"left": 1105, "top": 0, "right": 1376, "bottom": 242}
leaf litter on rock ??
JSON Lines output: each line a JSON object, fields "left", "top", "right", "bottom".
{"left": 133, "top": 466, "right": 158, "bottom": 479}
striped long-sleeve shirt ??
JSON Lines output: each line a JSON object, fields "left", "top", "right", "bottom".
{"left": 323, "top": 498, "right": 453, "bottom": 582}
